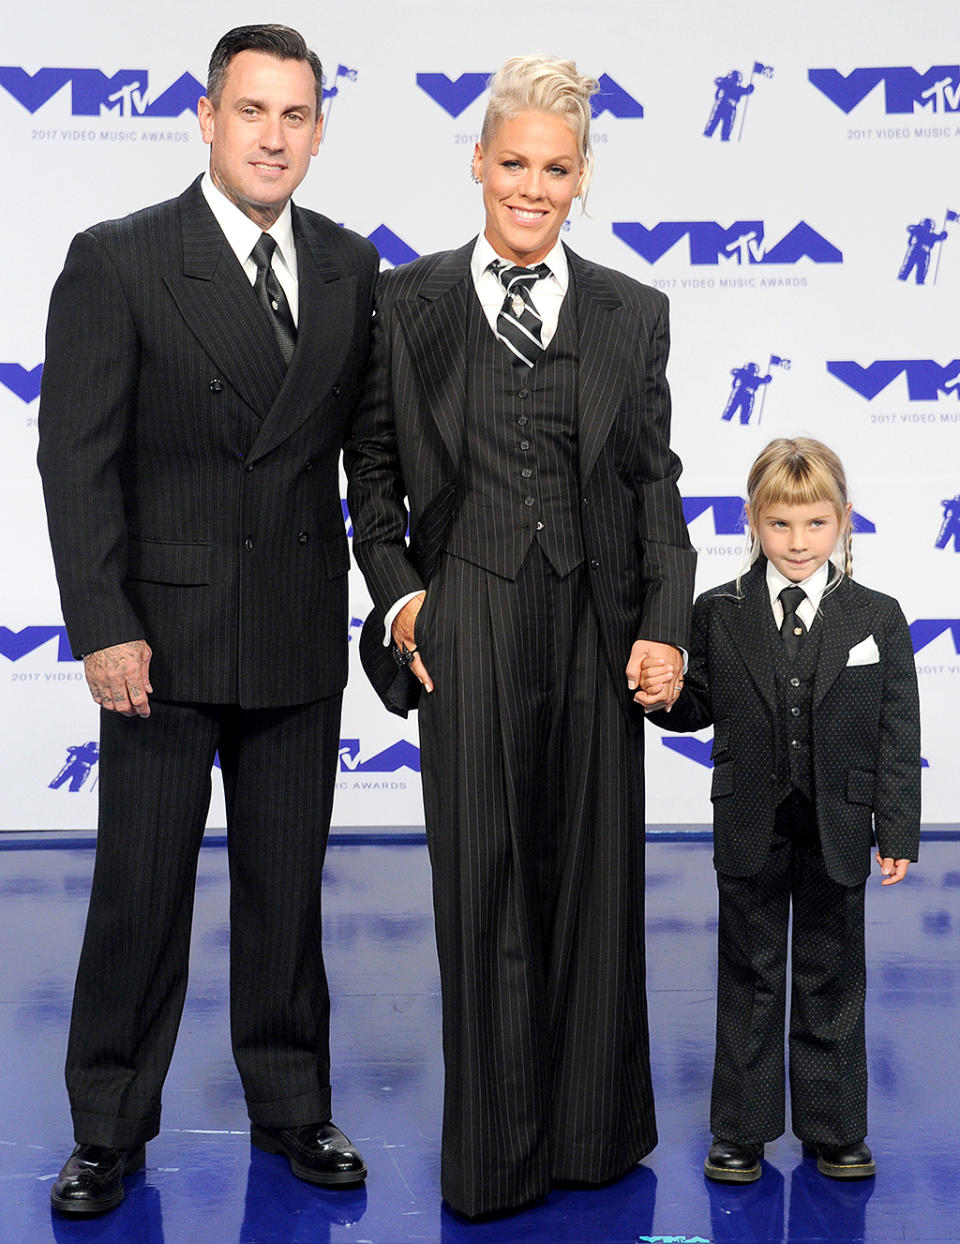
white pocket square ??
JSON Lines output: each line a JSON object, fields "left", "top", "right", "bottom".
{"left": 846, "top": 635, "right": 879, "bottom": 666}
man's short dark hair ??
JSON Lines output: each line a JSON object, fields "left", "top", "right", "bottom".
{"left": 207, "top": 24, "right": 324, "bottom": 117}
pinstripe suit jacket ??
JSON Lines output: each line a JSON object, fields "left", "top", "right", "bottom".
{"left": 38, "top": 177, "right": 378, "bottom": 708}
{"left": 649, "top": 561, "right": 921, "bottom": 885}
{"left": 345, "top": 240, "right": 696, "bottom": 715}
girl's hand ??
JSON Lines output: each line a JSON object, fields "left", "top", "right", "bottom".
{"left": 876, "top": 854, "right": 910, "bottom": 886}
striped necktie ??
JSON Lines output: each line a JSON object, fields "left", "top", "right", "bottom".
{"left": 251, "top": 233, "right": 297, "bottom": 366}
{"left": 491, "top": 261, "right": 550, "bottom": 367}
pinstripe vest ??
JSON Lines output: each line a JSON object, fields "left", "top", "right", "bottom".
{"left": 443, "top": 277, "right": 586, "bottom": 579}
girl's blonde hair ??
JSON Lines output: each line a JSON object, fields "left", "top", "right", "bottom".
{"left": 745, "top": 437, "right": 853, "bottom": 578}
{"left": 480, "top": 55, "right": 599, "bottom": 201}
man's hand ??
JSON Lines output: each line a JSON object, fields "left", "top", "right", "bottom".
{"left": 626, "top": 640, "right": 683, "bottom": 711}
{"left": 391, "top": 593, "right": 433, "bottom": 694}
{"left": 83, "top": 640, "right": 153, "bottom": 717}
{"left": 876, "top": 854, "right": 911, "bottom": 886}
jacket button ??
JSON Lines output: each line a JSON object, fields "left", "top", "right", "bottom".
{"left": 245, "top": 463, "right": 255, "bottom": 473}
{"left": 791, "top": 706, "right": 800, "bottom": 716}
{"left": 304, "top": 460, "right": 314, "bottom": 473}
{"left": 791, "top": 739, "right": 801, "bottom": 749}
{"left": 590, "top": 558, "right": 601, "bottom": 569}
{"left": 789, "top": 677, "right": 800, "bottom": 687}
{"left": 297, "top": 531, "right": 309, "bottom": 544}
{"left": 244, "top": 537, "right": 254, "bottom": 551}
{"left": 332, "top": 384, "right": 342, "bottom": 397}
{"left": 209, "top": 378, "right": 224, "bottom": 392}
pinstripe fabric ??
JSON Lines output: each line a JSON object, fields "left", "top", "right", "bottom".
{"left": 346, "top": 241, "right": 693, "bottom": 1218}
{"left": 38, "top": 177, "right": 378, "bottom": 1149}
{"left": 418, "top": 550, "right": 655, "bottom": 1216}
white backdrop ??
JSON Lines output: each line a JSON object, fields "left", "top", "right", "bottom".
{"left": 2, "top": 1, "right": 957, "bottom": 830}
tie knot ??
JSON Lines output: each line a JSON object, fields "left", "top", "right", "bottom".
{"left": 778, "top": 585, "right": 806, "bottom": 613}
{"left": 251, "top": 233, "right": 277, "bottom": 270}
{"left": 492, "top": 261, "right": 550, "bottom": 290}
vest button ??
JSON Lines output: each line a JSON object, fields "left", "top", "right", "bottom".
{"left": 517, "top": 415, "right": 529, "bottom": 425}
{"left": 791, "top": 706, "right": 800, "bottom": 716}
{"left": 523, "top": 496, "right": 535, "bottom": 507}
{"left": 244, "top": 537, "right": 254, "bottom": 551}
{"left": 521, "top": 468, "right": 533, "bottom": 479}
{"left": 297, "top": 531, "right": 309, "bottom": 544}
{"left": 789, "top": 677, "right": 800, "bottom": 687}
{"left": 518, "top": 388, "right": 529, "bottom": 399}
{"left": 791, "top": 739, "right": 801, "bottom": 749}
{"left": 245, "top": 463, "right": 255, "bottom": 473}
{"left": 519, "top": 440, "right": 530, "bottom": 450}
{"left": 209, "top": 378, "right": 224, "bottom": 392}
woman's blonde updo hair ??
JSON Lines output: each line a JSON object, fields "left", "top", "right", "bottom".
{"left": 480, "top": 55, "right": 599, "bottom": 200}
{"left": 745, "top": 437, "right": 854, "bottom": 578}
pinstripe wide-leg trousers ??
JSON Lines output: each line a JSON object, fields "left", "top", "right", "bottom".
{"left": 417, "top": 547, "right": 656, "bottom": 1218}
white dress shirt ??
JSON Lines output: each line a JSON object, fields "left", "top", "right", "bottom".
{"left": 200, "top": 172, "right": 300, "bottom": 325}
{"left": 765, "top": 558, "right": 831, "bottom": 630}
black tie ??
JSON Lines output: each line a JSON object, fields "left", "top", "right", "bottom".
{"left": 778, "top": 585, "right": 807, "bottom": 660}
{"left": 251, "top": 233, "right": 297, "bottom": 366}
{"left": 491, "top": 261, "right": 550, "bottom": 367}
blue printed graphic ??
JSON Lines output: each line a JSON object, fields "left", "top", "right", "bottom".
{"left": 0, "top": 626, "right": 74, "bottom": 662}
{"left": 808, "top": 65, "right": 960, "bottom": 115}
{"left": 49, "top": 741, "right": 99, "bottom": 792}
{"left": 320, "top": 63, "right": 358, "bottom": 137}
{"left": 683, "top": 496, "right": 874, "bottom": 535}
{"left": 0, "top": 363, "right": 43, "bottom": 403}
{"left": 613, "top": 221, "right": 842, "bottom": 266}
{"left": 721, "top": 355, "right": 789, "bottom": 425}
{"left": 0, "top": 67, "right": 203, "bottom": 117}
{"left": 662, "top": 738, "right": 714, "bottom": 769}
{"left": 367, "top": 225, "right": 420, "bottom": 268}
{"left": 704, "top": 62, "right": 772, "bottom": 141}
{"left": 415, "top": 71, "right": 642, "bottom": 120}
{"left": 936, "top": 497, "right": 960, "bottom": 551}
{"left": 827, "top": 360, "right": 960, "bottom": 401}
{"left": 338, "top": 739, "right": 421, "bottom": 773}
{"left": 899, "top": 212, "right": 955, "bottom": 285}
{"left": 909, "top": 620, "right": 960, "bottom": 654}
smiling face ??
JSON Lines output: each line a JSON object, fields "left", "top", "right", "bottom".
{"left": 197, "top": 49, "right": 323, "bottom": 229}
{"left": 746, "top": 498, "right": 851, "bottom": 581}
{"left": 472, "top": 110, "right": 583, "bottom": 267}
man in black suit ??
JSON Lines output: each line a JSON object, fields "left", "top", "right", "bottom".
{"left": 37, "top": 25, "right": 378, "bottom": 1215}
{"left": 346, "top": 57, "right": 696, "bottom": 1218}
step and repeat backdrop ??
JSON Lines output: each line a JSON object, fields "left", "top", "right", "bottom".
{"left": 2, "top": 1, "right": 957, "bottom": 830}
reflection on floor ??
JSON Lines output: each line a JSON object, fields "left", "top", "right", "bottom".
{"left": 1, "top": 834, "right": 957, "bottom": 1243}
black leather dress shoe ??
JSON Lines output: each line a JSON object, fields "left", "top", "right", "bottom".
{"left": 806, "top": 1140, "right": 876, "bottom": 1179}
{"left": 704, "top": 1138, "right": 764, "bottom": 1183}
{"left": 251, "top": 1121, "right": 367, "bottom": 1186}
{"left": 50, "top": 1143, "right": 145, "bottom": 1215}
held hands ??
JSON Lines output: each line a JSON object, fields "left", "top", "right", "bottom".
{"left": 626, "top": 641, "right": 684, "bottom": 711}
{"left": 83, "top": 640, "right": 153, "bottom": 717}
{"left": 876, "top": 854, "right": 910, "bottom": 886}
{"left": 392, "top": 593, "right": 434, "bottom": 694}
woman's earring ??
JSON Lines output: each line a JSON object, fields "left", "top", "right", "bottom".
{"left": 470, "top": 164, "right": 481, "bottom": 184}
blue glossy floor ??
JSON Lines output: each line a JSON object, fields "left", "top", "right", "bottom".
{"left": 2, "top": 832, "right": 958, "bottom": 1243}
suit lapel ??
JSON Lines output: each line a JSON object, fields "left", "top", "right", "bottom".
{"left": 566, "top": 247, "right": 633, "bottom": 485}
{"left": 163, "top": 179, "right": 286, "bottom": 419}
{"left": 396, "top": 241, "right": 474, "bottom": 469}
{"left": 812, "top": 576, "right": 866, "bottom": 708}
{"left": 247, "top": 207, "right": 359, "bottom": 463}
{"left": 720, "top": 563, "right": 778, "bottom": 711}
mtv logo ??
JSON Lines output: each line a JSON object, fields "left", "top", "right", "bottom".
{"left": 661, "top": 737, "right": 714, "bottom": 768}
{"left": 367, "top": 224, "right": 419, "bottom": 269}
{"left": 808, "top": 65, "right": 960, "bottom": 115}
{"left": 826, "top": 359, "right": 960, "bottom": 401}
{"left": 909, "top": 619, "right": 960, "bottom": 655}
{"left": 0, "top": 625, "right": 74, "bottom": 662}
{"left": 339, "top": 738, "right": 421, "bottom": 773}
{"left": 612, "top": 221, "right": 842, "bottom": 265}
{"left": 0, "top": 362, "right": 43, "bottom": 403}
{"left": 0, "top": 66, "right": 203, "bottom": 117}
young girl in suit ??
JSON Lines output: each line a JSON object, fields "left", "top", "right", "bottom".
{"left": 641, "top": 437, "right": 920, "bottom": 1184}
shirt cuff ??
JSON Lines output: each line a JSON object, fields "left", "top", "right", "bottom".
{"left": 383, "top": 591, "right": 424, "bottom": 645}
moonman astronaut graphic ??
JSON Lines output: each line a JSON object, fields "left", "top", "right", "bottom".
{"left": 704, "top": 70, "right": 754, "bottom": 141}
{"left": 49, "top": 741, "right": 99, "bottom": 792}
{"left": 721, "top": 362, "right": 771, "bottom": 424}
{"left": 936, "top": 495, "right": 960, "bottom": 551}
{"left": 898, "top": 218, "right": 948, "bottom": 284}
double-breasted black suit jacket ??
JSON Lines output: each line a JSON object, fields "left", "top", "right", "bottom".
{"left": 650, "top": 561, "right": 921, "bottom": 885}
{"left": 345, "top": 240, "right": 696, "bottom": 715}
{"left": 38, "top": 177, "right": 378, "bottom": 708}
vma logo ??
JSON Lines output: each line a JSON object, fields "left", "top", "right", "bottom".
{"left": 416, "top": 71, "right": 642, "bottom": 119}
{"left": 367, "top": 225, "right": 420, "bottom": 268}
{"left": 910, "top": 620, "right": 960, "bottom": 654}
{"left": 1, "top": 363, "right": 43, "bottom": 403}
{"left": 0, "top": 67, "right": 203, "bottom": 117}
{"left": 827, "top": 360, "right": 960, "bottom": 400}
{"left": 1, "top": 626, "right": 73, "bottom": 662}
{"left": 809, "top": 65, "right": 960, "bottom": 115}
{"left": 613, "top": 221, "right": 842, "bottom": 265}
{"left": 338, "top": 738, "right": 420, "bottom": 773}
{"left": 684, "top": 496, "right": 875, "bottom": 535}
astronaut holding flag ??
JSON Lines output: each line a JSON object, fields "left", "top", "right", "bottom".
{"left": 704, "top": 62, "right": 772, "bottom": 142}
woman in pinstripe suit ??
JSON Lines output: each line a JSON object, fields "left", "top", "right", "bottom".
{"left": 346, "top": 56, "right": 695, "bottom": 1218}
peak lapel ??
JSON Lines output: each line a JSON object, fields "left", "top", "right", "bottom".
{"left": 567, "top": 248, "right": 630, "bottom": 484}
{"left": 163, "top": 180, "right": 286, "bottom": 418}
{"left": 395, "top": 242, "right": 473, "bottom": 470}
{"left": 721, "top": 564, "right": 778, "bottom": 711}
{"left": 247, "top": 209, "right": 360, "bottom": 464}
{"left": 812, "top": 577, "right": 863, "bottom": 708}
